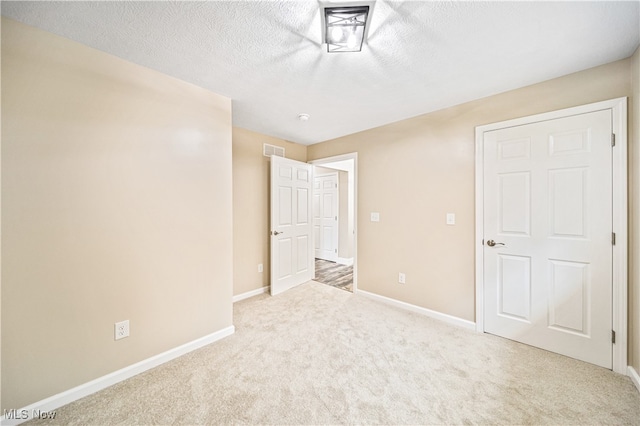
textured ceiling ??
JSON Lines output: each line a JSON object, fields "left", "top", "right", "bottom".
{"left": 2, "top": 1, "right": 639, "bottom": 145}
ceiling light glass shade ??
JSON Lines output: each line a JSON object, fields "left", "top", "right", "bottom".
{"left": 324, "top": 6, "right": 369, "bottom": 53}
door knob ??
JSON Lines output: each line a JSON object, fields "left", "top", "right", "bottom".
{"left": 486, "top": 239, "right": 505, "bottom": 247}
{"left": 272, "top": 231, "right": 282, "bottom": 236}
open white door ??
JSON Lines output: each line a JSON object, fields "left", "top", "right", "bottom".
{"left": 270, "top": 156, "right": 314, "bottom": 295}
{"left": 313, "top": 173, "right": 339, "bottom": 262}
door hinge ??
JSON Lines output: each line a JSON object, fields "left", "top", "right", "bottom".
{"left": 334, "top": 249, "right": 337, "bottom": 253}
{"left": 335, "top": 183, "right": 338, "bottom": 188}
{"left": 612, "top": 330, "right": 616, "bottom": 344}
{"left": 335, "top": 216, "right": 337, "bottom": 220}
{"left": 612, "top": 232, "right": 616, "bottom": 245}
{"left": 611, "top": 133, "right": 616, "bottom": 147}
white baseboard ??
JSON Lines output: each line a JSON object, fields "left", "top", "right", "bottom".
{"left": 233, "top": 286, "right": 270, "bottom": 303}
{"left": 358, "top": 290, "right": 476, "bottom": 331}
{"left": 337, "top": 257, "right": 354, "bottom": 266}
{"left": 0, "top": 326, "right": 235, "bottom": 426}
{"left": 628, "top": 365, "right": 640, "bottom": 393}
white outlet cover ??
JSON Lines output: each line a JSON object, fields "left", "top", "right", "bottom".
{"left": 371, "top": 212, "right": 380, "bottom": 222}
{"left": 258, "top": 263, "right": 263, "bottom": 273}
{"left": 115, "top": 320, "right": 130, "bottom": 340}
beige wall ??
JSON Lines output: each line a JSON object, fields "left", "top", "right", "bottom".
{"left": 1, "top": 18, "right": 233, "bottom": 410}
{"left": 232, "top": 128, "right": 306, "bottom": 297}
{"left": 308, "top": 58, "right": 633, "bottom": 324}
{"left": 631, "top": 46, "right": 640, "bottom": 374}
{"left": 314, "top": 166, "right": 336, "bottom": 175}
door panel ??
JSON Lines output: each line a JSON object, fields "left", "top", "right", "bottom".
{"left": 278, "top": 187, "right": 292, "bottom": 226}
{"left": 277, "top": 238, "right": 292, "bottom": 279}
{"left": 548, "top": 259, "right": 589, "bottom": 335}
{"left": 549, "top": 168, "right": 588, "bottom": 238}
{"left": 498, "top": 172, "right": 530, "bottom": 235}
{"left": 297, "top": 188, "right": 309, "bottom": 224}
{"left": 483, "top": 110, "right": 612, "bottom": 368}
{"left": 296, "top": 235, "right": 309, "bottom": 272}
{"left": 270, "top": 156, "right": 313, "bottom": 295}
{"left": 498, "top": 254, "right": 531, "bottom": 321}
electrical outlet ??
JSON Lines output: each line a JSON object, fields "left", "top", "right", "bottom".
{"left": 258, "top": 263, "right": 263, "bottom": 273}
{"left": 399, "top": 272, "right": 406, "bottom": 284}
{"left": 115, "top": 320, "right": 129, "bottom": 340}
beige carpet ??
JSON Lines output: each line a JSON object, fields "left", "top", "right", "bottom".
{"left": 28, "top": 281, "right": 640, "bottom": 425}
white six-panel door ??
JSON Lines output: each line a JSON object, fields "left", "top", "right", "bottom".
{"left": 270, "top": 156, "right": 313, "bottom": 296}
{"left": 483, "top": 110, "right": 613, "bottom": 368}
{"left": 313, "top": 174, "right": 339, "bottom": 262}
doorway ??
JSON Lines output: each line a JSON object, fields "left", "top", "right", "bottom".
{"left": 310, "top": 153, "right": 358, "bottom": 293}
{"left": 475, "top": 98, "right": 628, "bottom": 373}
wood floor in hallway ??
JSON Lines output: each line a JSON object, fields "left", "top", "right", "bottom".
{"left": 314, "top": 258, "right": 353, "bottom": 292}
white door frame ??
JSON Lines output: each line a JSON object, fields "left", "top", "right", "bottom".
{"left": 475, "top": 98, "right": 628, "bottom": 374}
{"left": 309, "top": 153, "right": 358, "bottom": 293}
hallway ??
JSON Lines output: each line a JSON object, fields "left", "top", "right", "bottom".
{"left": 314, "top": 259, "right": 353, "bottom": 292}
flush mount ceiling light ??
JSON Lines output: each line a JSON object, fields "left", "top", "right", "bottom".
{"left": 320, "top": 1, "right": 375, "bottom": 53}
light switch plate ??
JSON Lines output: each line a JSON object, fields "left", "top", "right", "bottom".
{"left": 371, "top": 212, "right": 380, "bottom": 222}
{"left": 446, "top": 213, "right": 455, "bottom": 225}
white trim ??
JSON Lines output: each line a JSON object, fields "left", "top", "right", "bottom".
{"left": 474, "top": 97, "right": 628, "bottom": 374}
{"left": 309, "top": 153, "right": 358, "bottom": 293}
{"left": 611, "top": 99, "right": 628, "bottom": 375}
{"left": 232, "top": 286, "right": 270, "bottom": 303}
{"left": 0, "top": 326, "right": 235, "bottom": 426}
{"left": 336, "top": 257, "right": 354, "bottom": 266}
{"left": 628, "top": 366, "right": 640, "bottom": 393}
{"left": 475, "top": 124, "right": 485, "bottom": 334}
{"left": 358, "top": 290, "right": 476, "bottom": 330}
